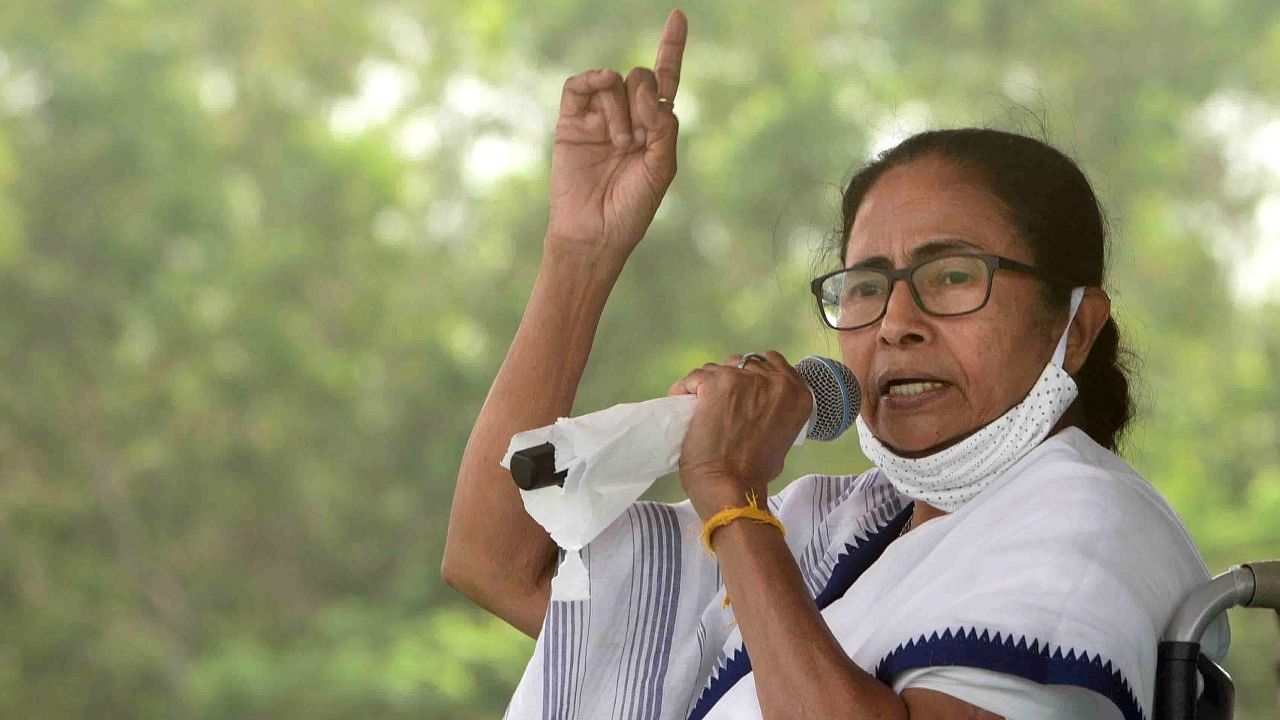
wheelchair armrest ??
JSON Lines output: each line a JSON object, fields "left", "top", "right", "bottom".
{"left": 1195, "top": 653, "right": 1233, "bottom": 720}
{"left": 1155, "top": 560, "right": 1279, "bottom": 719}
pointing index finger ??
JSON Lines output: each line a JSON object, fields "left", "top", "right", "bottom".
{"left": 653, "top": 9, "right": 687, "bottom": 103}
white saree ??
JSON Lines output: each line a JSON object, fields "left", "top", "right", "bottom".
{"left": 503, "top": 427, "right": 1229, "bottom": 720}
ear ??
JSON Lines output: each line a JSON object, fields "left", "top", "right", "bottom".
{"left": 1063, "top": 287, "right": 1111, "bottom": 376}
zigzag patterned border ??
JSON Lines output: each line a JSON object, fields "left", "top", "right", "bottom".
{"left": 685, "top": 503, "right": 912, "bottom": 720}
{"left": 873, "top": 626, "right": 1146, "bottom": 720}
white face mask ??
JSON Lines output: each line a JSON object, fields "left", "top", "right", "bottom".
{"left": 856, "top": 287, "right": 1086, "bottom": 513}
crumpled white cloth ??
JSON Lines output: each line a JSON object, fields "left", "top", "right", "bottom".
{"left": 501, "top": 394, "right": 813, "bottom": 599}
{"left": 500, "top": 396, "right": 698, "bottom": 600}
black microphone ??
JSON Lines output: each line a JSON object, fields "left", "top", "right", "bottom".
{"left": 510, "top": 356, "right": 861, "bottom": 491}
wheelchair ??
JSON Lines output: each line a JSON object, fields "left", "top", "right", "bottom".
{"left": 1155, "top": 560, "right": 1280, "bottom": 719}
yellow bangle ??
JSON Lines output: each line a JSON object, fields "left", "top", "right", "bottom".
{"left": 699, "top": 489, "right": 786, "bottom": 555}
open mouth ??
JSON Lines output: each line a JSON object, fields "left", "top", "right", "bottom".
{"left": 885, "top": 380, "right": 948, "bottom": 398}
{"left": 878, "top": 376, "right": 952, "bottom": 406}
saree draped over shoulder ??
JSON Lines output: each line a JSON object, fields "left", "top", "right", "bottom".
{"left": 502, "top": 427, "right": 1228, "bottom": 720}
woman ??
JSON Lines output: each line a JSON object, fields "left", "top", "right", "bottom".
{"left": 442, "top": 10, "right": 1226, "bottom": 719}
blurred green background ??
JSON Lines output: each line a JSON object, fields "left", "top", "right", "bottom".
{"left": 0, "top": 0, "right": 1277, "bottom": 718}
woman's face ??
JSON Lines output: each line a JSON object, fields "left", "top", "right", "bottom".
{"left": 840, "top": 155, "right": 1063, "bottom": 456}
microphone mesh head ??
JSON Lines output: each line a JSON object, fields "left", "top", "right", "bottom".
{"left": 794, "top": 356, "right": 861, "bottom": 441}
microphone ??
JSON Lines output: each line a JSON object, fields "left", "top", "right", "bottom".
{"left": 510, "top": 356, "right": 861, "bottom": 491}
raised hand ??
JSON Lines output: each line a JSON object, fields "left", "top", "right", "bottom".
{"left": 545, "top": 9, "right": 687, "bottom": 262}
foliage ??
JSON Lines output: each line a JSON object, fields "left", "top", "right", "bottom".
{"left": 0, "top": 0, "right": 1276, "bottom": 717}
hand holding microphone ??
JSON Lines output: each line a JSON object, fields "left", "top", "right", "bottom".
{"left": 669, "top": 351, "right": 857, "bottom": 521}
{"left": 507, "top": 352, "right": 859, "bottom": 501}
{"left": 501, "top": 351, "right": 858, "bottom": 600}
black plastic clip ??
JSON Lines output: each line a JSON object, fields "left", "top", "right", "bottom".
{"left": 509, "top": 442, "right": 567, "bottom": 491}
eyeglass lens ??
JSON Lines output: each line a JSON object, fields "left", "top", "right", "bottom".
{"left": 819, "top": 255, "right": 992, "bottom": 329}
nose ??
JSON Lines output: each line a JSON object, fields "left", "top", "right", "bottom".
{"left": 876, "top": 278, "right": 929, "bottom": 346}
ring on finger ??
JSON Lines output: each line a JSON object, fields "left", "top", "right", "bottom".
{"left": 737, "top": 352, "right": 767, "bottom": 370}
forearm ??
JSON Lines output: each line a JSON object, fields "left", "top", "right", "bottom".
{"left": 710, "top": 507, "right": 908, "bottom": 720}
{"left": 444, "top": 245, "right": 626, "bottom": 625}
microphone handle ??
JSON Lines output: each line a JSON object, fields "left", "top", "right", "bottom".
{"left": 510, "top": 442, "right": 568, "bottom": 491}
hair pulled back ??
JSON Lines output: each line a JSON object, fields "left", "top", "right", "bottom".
{"left": 833, "top": 128, "right": 1134, "bottom": 451}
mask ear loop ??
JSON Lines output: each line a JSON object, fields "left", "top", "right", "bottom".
{"left": 1051, "top": 287, "right": 1087, "bottom": 369}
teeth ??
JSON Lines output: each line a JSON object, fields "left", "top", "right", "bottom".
{"left": 888, "top": 381, "right": 945, "bottom": 397}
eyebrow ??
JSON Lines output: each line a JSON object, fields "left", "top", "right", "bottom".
{"left": 848, "top": 237, "right": 985, "bottom": 270}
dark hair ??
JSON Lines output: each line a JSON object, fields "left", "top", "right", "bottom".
{"left": 831, "top": 128, "right": 1135, "bottom": 452}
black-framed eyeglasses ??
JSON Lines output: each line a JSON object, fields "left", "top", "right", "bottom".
{"left": 810, "top": 254, "right": 1065, "bottom": 331}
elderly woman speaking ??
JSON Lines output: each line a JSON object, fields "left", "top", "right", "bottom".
{"left": 443, "top": 10, "right": 1226, "bottom": 720}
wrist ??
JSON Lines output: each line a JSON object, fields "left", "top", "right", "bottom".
{"left": 542, "top": 235, "right": 633, "bottom": 276}
{"left": 684, "top": 470, "right": 768, "bottom": 522}
{"left": 532, "top": 245, "right": 628, "bottom": 311}
{"left": 707, "top": 512, "right": 787, "bottom": 554}
{"left": 699, "top": 488, "right": 784, "bottom": 556}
